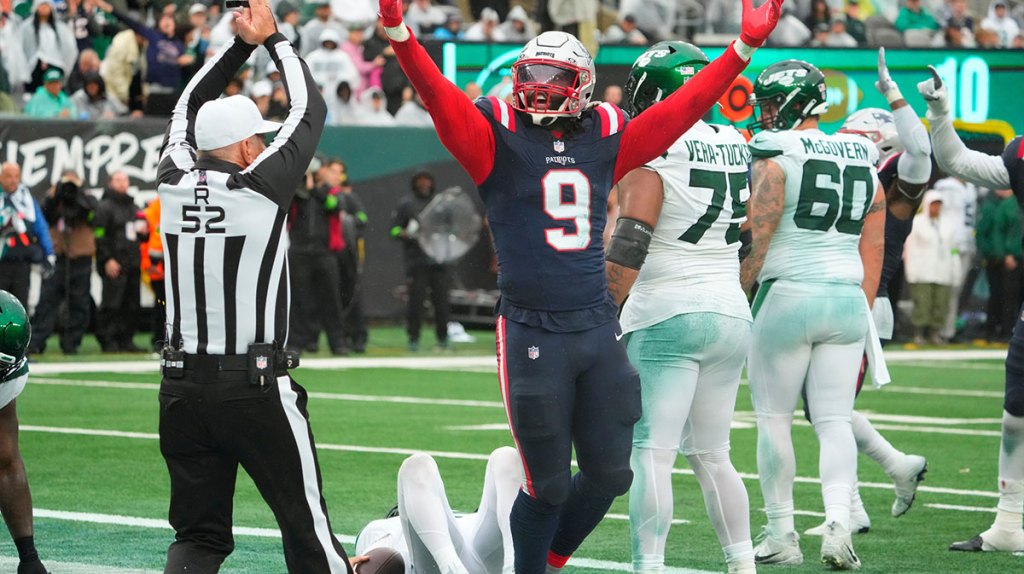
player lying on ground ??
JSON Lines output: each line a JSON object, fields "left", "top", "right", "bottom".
{"left": 355, "top": 448, "right": 521, "bottom": 574}
{"left": 603, "top": 41, "right": 755, "bottom": 574}
{"left": 799, "top": 47, "right": 932, "bottom": 537}
{"left": 917, "top": 65, "right": 1024, "bottom": 554}
{"left": 375, "top": 0, "right": 782, "bottom": 572}
{"left": 0, "top": 290, "right": 48, "bottom": 574}
{"left": 741, "top": 59, "right": 886, "bottom": 571}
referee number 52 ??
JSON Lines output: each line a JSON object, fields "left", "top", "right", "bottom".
{"left": 182, "top": 204, "right": 226, "bottom": 234}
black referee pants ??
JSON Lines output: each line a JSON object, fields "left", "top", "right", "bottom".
{"left": 159, "top": 370, "right": 352, "bottom": 574}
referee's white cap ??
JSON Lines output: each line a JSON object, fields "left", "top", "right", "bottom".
{"left": 195, "top": 95, "right": 282, "bottom": 151}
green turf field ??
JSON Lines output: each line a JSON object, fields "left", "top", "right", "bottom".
{"left": 7, "top": 329, "right": 1024, "bottom": 573}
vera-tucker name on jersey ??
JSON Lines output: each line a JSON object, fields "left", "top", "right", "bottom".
{"left": 684, "top": 140, "right": 751, "bottom": 167}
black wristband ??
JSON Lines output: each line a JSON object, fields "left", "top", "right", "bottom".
{"left": 606, "top": 217, "right": 654, "bottom": 270}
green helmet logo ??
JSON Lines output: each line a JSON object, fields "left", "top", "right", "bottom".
{"left": 748, "top": 59, "right": 829, "bottom": 134}
{"left": 624, "top": 41, "right": 710, "bottom": 116}
{"left": 0, "top": 290, "right": 30, "bottom": 379}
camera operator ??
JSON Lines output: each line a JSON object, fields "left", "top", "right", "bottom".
{"left": 28, "top": 171, "right": 98, "bottom": 356}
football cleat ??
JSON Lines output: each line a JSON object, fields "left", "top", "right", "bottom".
{"left": 754, "top": 527, "right": 803, "bottom": 565}
{"left": 820, "top": 522, "right": 861, "bottom": 570}
{"left": 891, "top": 455, "right": 928, "bottom": 517}
{"left": 805, "top": 507, "right": 871, "bottom": 536}
{"left": 950, "top": 527, "right": 1024, "bottom": 552}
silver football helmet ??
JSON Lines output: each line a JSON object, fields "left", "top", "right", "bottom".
{"left": 511, "top": 31, "right": 596, "bottom": 126}
{"left": 839, "top": 108, "right": 903, "bottom": 165}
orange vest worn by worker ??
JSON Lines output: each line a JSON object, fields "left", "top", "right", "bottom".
{"left": 141, "top": 198, "right": 163, "bottom": 283}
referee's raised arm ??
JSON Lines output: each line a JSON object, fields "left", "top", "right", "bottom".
{"left": 234, "top": 10, "right": 327, "bottom": 211}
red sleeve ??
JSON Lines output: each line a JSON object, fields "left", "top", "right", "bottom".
{"left": 389, "top": 29, "right": 495, "bottom": 185}
{"left": 613, "top": 43, "right": 749, "bottom": 184}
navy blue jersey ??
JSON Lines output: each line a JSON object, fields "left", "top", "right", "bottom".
{"left": 475, "top": 97, "right": 627, "bottom": 332}
{"left": 1004, "top": 136, "right": 1024, "bottom": 198}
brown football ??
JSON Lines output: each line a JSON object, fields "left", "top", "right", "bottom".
{"left": 355, "top": 547, "right": 405, "bottom": 574}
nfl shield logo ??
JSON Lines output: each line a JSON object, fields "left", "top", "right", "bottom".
{"left": 256, "top": 356, "right": 268, "bottom": 370}
{"left": 553, "top": 140, "right": 565, "bottom": 153}
{"left": 527, "top": 346, "right": 540, "bottom": 360}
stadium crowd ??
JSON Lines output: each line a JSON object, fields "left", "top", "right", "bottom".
{"left": 0, "top": 0, "right": 1022, "bottom": 121}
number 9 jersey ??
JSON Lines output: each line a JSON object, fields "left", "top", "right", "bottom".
{"left": 748, "top": 128, "right": 880, "bottom": 285}
{"left": 475, "top": 96, "right": 627, "bottom": 331}
{"left": 620, "top": 121, "right": 752, "bottom": 334}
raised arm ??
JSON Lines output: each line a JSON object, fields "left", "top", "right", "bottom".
{"left": 614, "top": 0, "right": 782, "bottom": 183}
{"left": 237, "top": 0, "right": 327, "bottom": 210}
{"left": 859, "top": 184, "right": 886, "bottom": 305}
{"left": 740, "top": 158, "right": 785, "bottom": 293}
{"left": 605, "top": 168, "right": 663, "bottom": 305}
{"left": 876, "top": 47, "right": 932, "bottom": 218}
{"left": 95, "top": 0, "right": 161, "bottom": 44}
{"left": 157, "top": 37, "right": 258, "bottom": 180}
{"left": 917, "top": 66, "right": 1011, "bottom": 190}
{"left": 380, "top": 0, "right": 495, "bottom": 185}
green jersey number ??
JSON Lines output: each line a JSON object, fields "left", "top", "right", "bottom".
{"left": 793, "top": 159, "right": 874, "bottom": 235}
{"left": 679, "top": 169, "right": 749, "bottom": 244}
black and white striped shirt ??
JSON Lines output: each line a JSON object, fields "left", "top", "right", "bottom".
{"left": 158, "top": 33, "right": 326, "bottom": 355}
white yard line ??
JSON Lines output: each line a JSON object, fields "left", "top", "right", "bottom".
{"left": 21, "top": 425, "right": 999, "bottom": 500}
{"left": 26, "top": 348, "right": 1008, "bottom": 376}
{"left": 869, "top": 386, "right": 1004, "bottom": 399}
{"left": 0, "top": 556, "right": 161, "bottom": 574}
{"left": 925, "top": 503, "right": 996, "bottom": 513}
{"left": 29, "top": 508, "right": 712, "bottom": 574}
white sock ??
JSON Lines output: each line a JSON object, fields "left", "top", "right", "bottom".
{"left": 629, "top": 447, "right": 676, "bottom": 573}
{"left": 757, "top": 415, "right": 796, "bottom": 536}
{"left": 723, "top": 540, "right": 755, "bottom": 573}
{"left": 814, "top": 419, "right": 856, "bottom": 530}
{"left": 852, "top": 410, "right": 905, "bottom": 477}
{"left": 397, "top": 455, "right": 467, "bottom": 574}
{"left": 433, "top": 546, "right": 468, "bottom": 574}
{"left": 993, "top": 412, "right": 1024, "bottom": 533}
{"left": 851, "top": 487, "right": 866, "bottom": 516}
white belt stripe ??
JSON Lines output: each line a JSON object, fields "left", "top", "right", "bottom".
{"left": 275, "top": 376, "right": 349, "bottom": 572}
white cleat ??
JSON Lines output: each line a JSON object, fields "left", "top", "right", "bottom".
{"left": 754, "top": 527, "right": 803, "bottom": 565}
{"left": 891, "top": 455, "right": 928, "bottom": 517}
{"left": 804, "top": 507, "right": 871, "bottom": 536}
{"left": 820, "top": 522, "right": 862, "bottom": 570}
{"left": 949, "top": 527, "right": 1024, "bottom": 552}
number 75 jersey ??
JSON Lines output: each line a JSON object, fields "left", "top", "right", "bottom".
{"left": 620, "top": 121, "right": 753, "bottom": 334}
{"left": 749, "top": 128, "right": 880, "bottom": 286}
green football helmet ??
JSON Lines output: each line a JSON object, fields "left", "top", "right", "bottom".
{"left": 624, "top": 41, "right": 710, "bottom": 116}
{"left": 748, "top": 60, "right": 829, "bottom": 133}
{"left": 0, "top": 290, "right": 30, "bottom": 379}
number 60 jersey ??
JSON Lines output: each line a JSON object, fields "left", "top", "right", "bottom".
{"left": 748, "top": 128, "right": 880, "bottom": 285}
{"left": 620, "top": 121, "right": 753, "bottom": 335}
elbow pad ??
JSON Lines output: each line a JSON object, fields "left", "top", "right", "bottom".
{"left": 606, "top": 217, "right": 654, "bottom": 270}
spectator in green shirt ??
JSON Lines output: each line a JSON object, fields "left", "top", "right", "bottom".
{"left": 977, "top": 187, "right": 1022, "bottom": 340}
{"left": 24, "top": 67, "right": 77, "bottom": 119}
{"left": 895, "top": 0, "right": 940, "bottom": 32}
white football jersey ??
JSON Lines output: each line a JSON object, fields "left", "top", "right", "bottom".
{"left": 749, "top": 128, "right": 880, "bottom": 285}
{"left": 620, "top": 121, "right": 752, "bottom": 334}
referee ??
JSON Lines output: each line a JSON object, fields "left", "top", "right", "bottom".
{"left": 154, "top": 1, "right": 351, "bottom": 572}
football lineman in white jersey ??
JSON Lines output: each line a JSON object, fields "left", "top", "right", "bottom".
{"left": 740, "top": 60, "right": 886, "bottom": 570}
{"left": 606, "top": 41, "right": 755, "bottom": 574}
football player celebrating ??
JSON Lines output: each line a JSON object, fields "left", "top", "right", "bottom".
{"left": 917, "top": 67, "right": 1024, "bottom": 554}
{"left": 355, "top": 448, "right": 521, "bottom": 574}
{"left": 605, "top": 42, "right": 755, "bottom": 574}
{"left": 799, "top": 49, "right": 932, "bottom": 538}
{"left": 740, "top": 60, "right": 886, "bottom": 570}
{"left": 375, "top": 0, "right": 782, "bottom": 572}
{"left": 0, "top": 290, "right": 48, "bottom": 574}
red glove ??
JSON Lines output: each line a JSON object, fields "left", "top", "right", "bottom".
{"left": 378, "top": 0, "right": 403, "bottom": 28}
{"left": 740, "top": 0, "right": 784, "bottom": 47}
